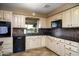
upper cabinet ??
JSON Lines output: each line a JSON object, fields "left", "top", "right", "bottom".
{"left": 3, "top": 11, "right": 12, "bottom": 21}
{"left": 62, "top": 10, "right": 72, "bottom": 27}
{"left": 0, "top": 10, "right": 12, "bottom": 22}
{"left": 71, "top": 6, "right": 79, "bottom": 27}
{"left": 39, "top": 18, "right": 47, "bottom": 28}
{"left": 62, "top": 6, "right": 79, "bottom": 27}
{"left": 0, "top": 10, "right": 3, "bottom": 19}
{"left": 13, "top": 15, "right": 25, "bottom": 28}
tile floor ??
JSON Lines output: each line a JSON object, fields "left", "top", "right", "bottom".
{"left": 10, "top": 47, "right": 58, "bottom": 56}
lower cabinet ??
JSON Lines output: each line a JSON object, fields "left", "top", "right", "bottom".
{"left": 46, "top": 36, "right": 79, "bottom": 56}
{"left": 57, "top": 42, "right": 65, "bottom": 56}
{"left": 46, "top": 36, "right": 65, "bottom": 56}
{"left": 0, "top": 37, "right": 13, "bottom": 55}
{"left": 26, "top": 36, "right": 46, "bottom": 50}
{"left": 26, "top": 36, "right": 79, "bottom": 56}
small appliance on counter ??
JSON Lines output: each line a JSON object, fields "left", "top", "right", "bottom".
{"left": 0, "top": 21, "right": 11, "bottom": 37}
{"left": 51, "top": 20, "right": 62, "bottom": 28}
{"left": 13, "top": 28, "right": 25, "bottom": 53}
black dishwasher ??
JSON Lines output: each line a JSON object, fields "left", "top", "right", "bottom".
{"left": 13, "top": 36, "right": 25, "bottom": 53}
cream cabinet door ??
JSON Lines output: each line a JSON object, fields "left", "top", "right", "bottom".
{"left": 13, "top": 15, "right": 25, "bottom": 28}
{"left": 57, "top": 42, "right": 65, "bottom": 56}
{"left": 26, "top": 36, "right": 42, "bottom": 50}
{"left": 62, "top": 10, "right": 72, "bottom": 27}
{"left": 0, "top": 37, "right": 13, "bottom": 55}
{"left": 20, "top": 15, "right": 25, "bottom": 28}
{"left": 26, "top": 37, "right": 31, "bottom": 50}
{"left": 46, "top": 37, "right": 53, "bottom": 50}
{"left": 0, "top": 10, "right": 3, "bottom": 20}
{"left": 13, "top": 15, "right": 18, "bottom": 27}
{"left": 71, "top": 6, "right": 79, "bottom": 27}
{"left": 3, "top": 11, "right": 12, "bottom": 22}
{"left": 40, "top": 36, "right": 46, "bottom": 47}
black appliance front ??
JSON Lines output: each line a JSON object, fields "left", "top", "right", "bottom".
{"left": 51, "top": 20, "right": 62, "bottom": 28}
{"left": 0, "top": 21, "right": 11, "bottom": 37}
{"left": 13, "top": 36, "right": 25, "bottom": 53}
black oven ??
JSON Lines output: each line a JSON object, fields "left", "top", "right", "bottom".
{"left": 0, "top": 21, "right": 11, "bottom": 37}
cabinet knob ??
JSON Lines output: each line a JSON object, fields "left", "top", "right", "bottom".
{"left": 69, "top": 47, "right": 71, "bottom": 50}
{"left": 69, "top": 53, "right": 71, "bottom": 55}
{"left": 69, "top": 43, "right": 71, "bottom": 45}
{"left": 57, "top": 43, "right": 59, "bottom": 44}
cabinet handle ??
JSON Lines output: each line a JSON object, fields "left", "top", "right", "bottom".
{"left": 57, "top": 43, "right": 59, "bottom": 44}
{"left": 69, "top": 53, "right": 71, "bottom": 55}
{"left": 71, "top": 24, "right": 72, "bottom": 26}
{"left": 69, "top": 43, "right": 71, "bottom": 45}
{"left": 69, "top": 47, "right": 71, "bottom": 50}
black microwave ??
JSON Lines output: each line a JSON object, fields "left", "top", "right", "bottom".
{"left": 0, "top": 21, "right": 11, "bottom": 37}
{"left": 51, "top": 20, "right": 62, "bottom": 28}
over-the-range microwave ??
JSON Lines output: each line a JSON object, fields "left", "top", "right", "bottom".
{"left": 51, "top": 20, "right": 62, "bottom": 28}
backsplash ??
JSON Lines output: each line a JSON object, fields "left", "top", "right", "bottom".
{"left": 51, "top": 28, "right": 79, "bottom": 42}
{"left": 38, "top": 28, "right": 51, "bottom": 35}
{"left": 13, "top": 28, "right": 24, "bottom": 36}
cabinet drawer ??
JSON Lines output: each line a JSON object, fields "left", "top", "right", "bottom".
{"left": 70, "top": 41, "right": 79, "bottom": 47}
{"left": 65, "top": 49, "right": 71, "bottom": 56}
{"left": 65, "top": 54, "right": 71, "bottom": 56}
{"left": 65, "top": 44, "right": 78, "bottom": 53}
{"left": 60, "top": 39, "right": 65, "bottom": 43}
{"left": 70, "top": 51, "right": 79, "bottom": 56}
{"left": 2, "top": 48, "right": 13, "bottom": 54}
{"left": 64, "top": 40, "right": 71, "bottom": 45}
{"left": 65, "top": 49, "right": 79, "bottom": 56}
{"left": 2, "top": 45, "right": 12, "bottom": 49}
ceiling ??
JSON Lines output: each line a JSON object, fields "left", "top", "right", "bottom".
{"left": 0, "top": 3, "right": 64, "bottom": 14}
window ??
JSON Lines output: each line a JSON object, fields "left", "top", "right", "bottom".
{"left": 24, "top": 17, "right": 39, "bottom": 34}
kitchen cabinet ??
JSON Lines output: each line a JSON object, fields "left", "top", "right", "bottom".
{"left": 62, "top": 9, "right": 72, "bottom": 27}
{"left": 46, "top": 36, "right": 65, "bottom": 56}
{"left": 3, "top": 11, "right": 12, "bottom": 21}
{"left": 57, "top": 42, "right": 65, "bottom": 56}
{"left": 71, "top": 6, "right": 79, "bottom": 27}
{"left": 41, "top": 36, "right": 46, "bottom": 47}
{"left": 26, "top": 36, "right": 46, "bottom": 50}
{"left": 13, "top": 15, "right": 25, "bottom": 28}
{"left": 52, "top": 37, "right": 65, "bottom": 56}
{"left": 39, "top": 18, "right": 47, "bottom": 28}
{"left": 46, "top": 36, "right": 53, "bottom": 50}
{"left": 0, "top": 10, "right": 3, "bottom": 19}
{"left": 46, "top": 36, "right": 79, "bottom": 56}
{"left": 64, "top": 40, "right": 79, "bottom": 56}
{"left": 26, "top": 35, "right": 79, "bottom": 56}
{"left": 0, "top": 37, "right": 13, "bottom": 55}
{"left": 0, "top": 10, "right": 12, "bottom": 22}
{"left": 62, "top": 6, "right": 79, "bottom": 27}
